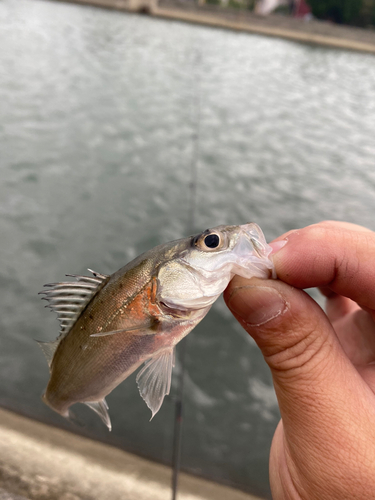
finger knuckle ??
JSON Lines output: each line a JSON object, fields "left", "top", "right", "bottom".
{"left": 263, "top": 319, "right": 331, "bottom": 380}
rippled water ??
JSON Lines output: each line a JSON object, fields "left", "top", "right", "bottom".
{"left": 1, "top": 0, "right": 375, "bottom": 497}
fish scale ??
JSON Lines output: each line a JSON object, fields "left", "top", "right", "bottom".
{"left": 38, "top": 223, "right": 275, "bottom": 430}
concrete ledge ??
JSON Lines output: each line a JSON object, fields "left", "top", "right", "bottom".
{"left": 0, "top": 408, "right": 263, "bottom": 500}
{"left": 51, "top": 0, "right": 375, "bottom": 55}
{"left": 154, "top": 7, "right": 375, "bottom": 54}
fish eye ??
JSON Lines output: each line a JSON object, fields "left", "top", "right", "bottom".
{"left": 204, "top": 234, "right": 220, "bottom": 248}
{"left": 193, "top": 231, "right": 224, "bottom": 252}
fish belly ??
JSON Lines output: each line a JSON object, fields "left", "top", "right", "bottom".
{"left": 43, "top": 323, "right": 187, "bottom": 415}
{"left": 44, "top": 333, "right": 158, "bottom": 415}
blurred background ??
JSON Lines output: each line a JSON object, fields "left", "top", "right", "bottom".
{"left": 0, "top": 0, "right": 375, "bottom": 498}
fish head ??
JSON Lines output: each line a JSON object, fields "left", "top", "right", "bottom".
{"left": 183, "top": 222, "right": 276, "bottom": 280}
{"left": 157, "top": 223, "right": 276, "bottom": 311}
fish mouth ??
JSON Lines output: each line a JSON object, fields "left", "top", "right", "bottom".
{"left": 230, "top": 223, "right": 276, "bottom": 279}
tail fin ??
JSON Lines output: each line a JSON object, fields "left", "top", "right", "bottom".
{"left": 66, "top": 408, "right": 85, "bottom": 428}
{"left": 41, "top": 393, "right": 85, "bottom": 428}
{"left": 41, "top": 393, "right": 111, "bottom": 431}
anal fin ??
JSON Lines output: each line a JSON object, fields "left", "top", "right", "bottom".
{"left": 84, "top": 399, "right": 112, "bottom": 431}
{"left": 136, "top": 349, "right": 174, "bottom": 420}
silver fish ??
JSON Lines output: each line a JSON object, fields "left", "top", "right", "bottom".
{"left": 38, "top": 223, "right": 275, "bottom": 430}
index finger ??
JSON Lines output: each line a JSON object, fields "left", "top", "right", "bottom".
{"left": 271, "top": 221, "right": 375, "bottom": 311}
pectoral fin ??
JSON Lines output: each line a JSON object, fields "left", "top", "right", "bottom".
{"left": 136, "top": 349, "right": 174, "bottom": 419}
{"left": 90, "top": 319, "right": 157, "bottom": 338}
{"left": 84, "top": 399, "right": 112, "bottom": 431}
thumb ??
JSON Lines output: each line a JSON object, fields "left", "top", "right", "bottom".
{"left": 224, "top": 277, "right": 375, "bottom": 491}
{"left": 224, "top": 276, "right": 338, "bottom": 382}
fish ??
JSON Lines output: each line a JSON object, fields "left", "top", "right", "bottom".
{"left": 38, "top": 223, "right": 275, "bottom": 431}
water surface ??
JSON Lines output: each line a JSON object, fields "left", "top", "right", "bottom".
{"left": 1, "top": 0, "right": 375, "bottom": 497}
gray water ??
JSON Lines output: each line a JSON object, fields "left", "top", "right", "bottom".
{"left": 1, "top": 0, "right": 375, "bottom": 497}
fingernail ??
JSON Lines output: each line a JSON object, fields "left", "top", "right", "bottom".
{"left": 269, "top": 239, "right": 288, "bottom": 254}
{"left": 228, "top": 286, "right": 287, "bottom": 326}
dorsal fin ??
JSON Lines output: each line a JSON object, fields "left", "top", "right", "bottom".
{"left": 39, "top": 269, "right": 109, "bottom": 341}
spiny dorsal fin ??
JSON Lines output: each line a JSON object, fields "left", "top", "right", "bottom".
{"left": 39, "top": 269, "right": 109, "bottom": 339}
{"left": 84, "top": 399, "right": 112, "bottom": 431}
{"left": 36, "top": 339, "right": 60, "bottom": 368}
{"left": 136, "top": 348, "right": 174, "bottom": 420}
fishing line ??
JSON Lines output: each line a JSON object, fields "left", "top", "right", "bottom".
{"left": 171, "top": 48, "right": 201, "bottom": 500}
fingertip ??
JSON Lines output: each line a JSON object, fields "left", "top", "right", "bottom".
{"left": 269, "top": 239, "right": 288, "bottom": 254}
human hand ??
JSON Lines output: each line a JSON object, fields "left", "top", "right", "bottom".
{"left": 224, "top": 221, "right": 375, "bottom": 500}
